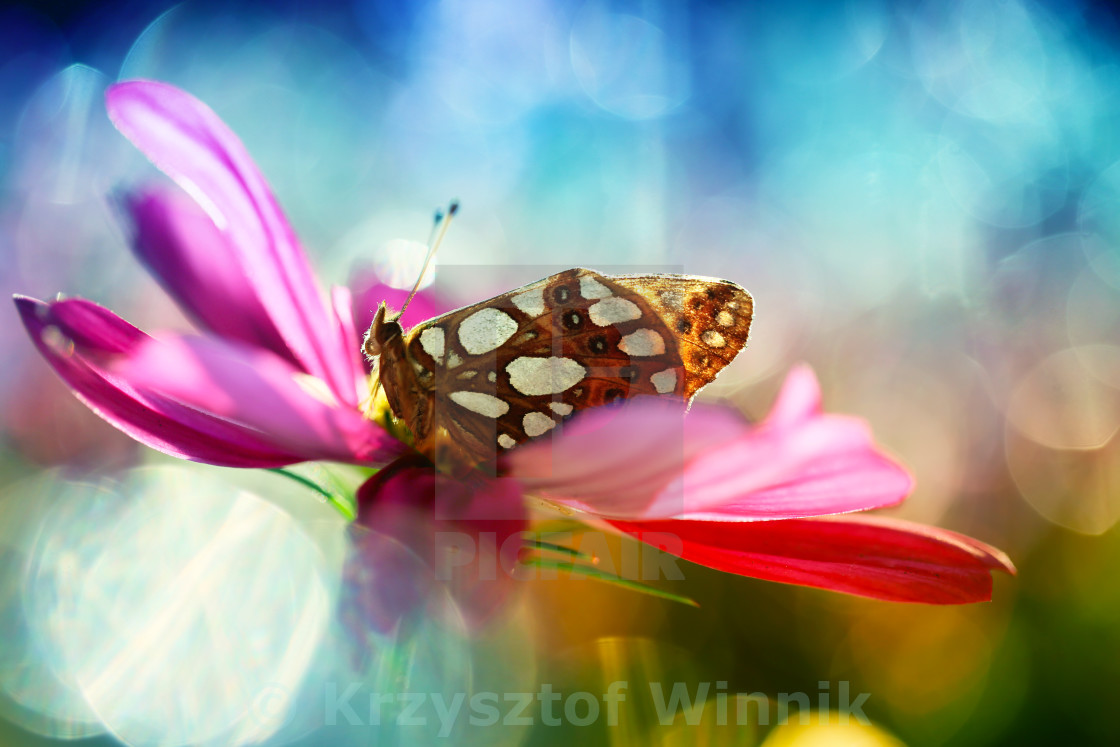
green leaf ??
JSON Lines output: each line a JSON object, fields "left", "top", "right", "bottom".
{"left": 521, "top": 556, "right": 699, "bottom": 608}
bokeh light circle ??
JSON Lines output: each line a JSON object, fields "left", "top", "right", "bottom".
{"left": 20, "top": 466, "right": 333, "bottom": 747}
{"left": 570, "top": 7, "right": 689, "bottom": 120}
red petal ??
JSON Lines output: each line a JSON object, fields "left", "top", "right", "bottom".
{"left": 611, "top": 515, "right": 1015, "bottom": 604}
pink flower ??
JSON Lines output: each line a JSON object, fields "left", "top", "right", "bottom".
{"left": 506, "top": 366, "right": 1014, "bottom": 604}
{"left": 14, "top": 81, "right": 1012, "bottom": 623}
{"left": 15, "top": 80, "right": 407, "bottom": 469}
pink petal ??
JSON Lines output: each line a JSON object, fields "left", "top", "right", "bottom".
{"left": 349, "top": 270, "right": 457, "bottom": 340}
{"left": 45, "top": 295, "right": 145, "bottom": 353}
{"left": 507, "top": 368, "right": 912, "bottom": 521}
{"left": 506, "top": 397, "right": 745, "bottom": 516}
{"left": 610, "top": 515, "right": 1015, "bottom": 604}
{"left": 121, "top": 187, "right": 295, "bottom": 363}
{"left": 330, "top": 284, "right": 367, "bottom": 406}
{"left": 663, "top": 412, "right": 913, "bottom": 521}
{"left": 106, "top": 80, "right": 356, "bottom": 405}
{"left": 15, "top": 295, "right": 304, "bottom": 467}
{"left": 764, "top": 362, "right": 821, "bottom": 427}
{"left": 117, "top": 333, "right": 402, "bottom": 465}
{"left": 342, "top": 456, "right": 527, "bottom": 636}
{"left": 15, "top": 295, "right": 404, "bottom": 467}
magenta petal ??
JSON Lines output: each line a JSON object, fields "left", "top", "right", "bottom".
{"left": 342, "top": 456, "right": 527, "bottom": 636}
{"left": 45, "top": 295, "right": 146, "bottom": 353}
{"left": 116, "top": 332, "right": 403, "bottom": 464}
{"left": 15, "top": 295, "right": 306, "bottom": 467}
{"left": 663, "top": 413, "right": 913, "bottom": 521}
{"left": 667, "top": 366, "right": 912, "bottom": 520}
{"left": 506, "top": 398, "right": 748, "bottom": 518}
{"left": 106, "top": 80, "right": 355, "bottom": 404}
{"left": 329, "top": 285, "right": 365, "bottom": 407}
{"left": 764, "top": 362, "right": 822, "bottom": 428}
{"left": 121, "top": 187, "right": 296, "bottom": 364}
{"left": 611, "top": 515, "right": 1015, "bottom": 604}
{"left": 350, "top": 271, "right": 457, "bottom": 338}
{"left": 508, "top": 367, "right": 912, "bottom": 521}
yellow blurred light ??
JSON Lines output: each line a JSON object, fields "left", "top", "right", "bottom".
{"left": 761, "top": 712, "right": 905, "bottom": 747}
{"left": 845, "top": 606, "right": 993, "bottom": 718}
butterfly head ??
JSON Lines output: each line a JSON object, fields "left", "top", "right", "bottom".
{"left": 362, "top": 302, "right": 404, "bottom": 360}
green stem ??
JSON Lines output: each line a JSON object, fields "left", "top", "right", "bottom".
{"left": 269, "top": 468, "right": 356, "bottom": 521}
{"left": 521, "top": 556, "right": 699, "bottom": 608}
{"left": 522, "top": 538, "right": 593, "bottom": 561}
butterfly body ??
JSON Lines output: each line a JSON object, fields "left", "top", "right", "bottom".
{"left": 365, "top": 268, "right": 752, "bottom": 474}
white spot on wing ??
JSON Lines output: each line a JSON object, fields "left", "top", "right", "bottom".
{"left": 447, "top": 351, "right": 463, "bottom": 368}
{"left": 419, "top": 327, "right": 445, "bottom": 360}
{"left": 511, "top": 287, "right": 546, "bottom": 317}
{"left": 523, "top": 412, "right": 557, "bottom": 437}
{"left": 701, "top": 330, "right": 726, "bottom": 347}
{"left": 458, "top": 308, "right": 519, "bottom": 354}
{"left": 449, "top": 391, "right": 509, "bottom": 418}
{"left": 660, "top": 290, "right": 684, "bottom": 310}
{"left": 716, "top": 310, "right": 734, "bottom": 327}
{"left": 550, "top": 401, "right": 574, "bottom": 417}
{"left": 651, "top": 368, "right": 678, "bottom": 394}
{"left": 498, "top": 434, "right": 517, "bottom": 449}
{"left": 506, "top": 356, "right": 586, "bottom": 395}
{"left": 618, "top": 328, "right": 665, "bottom": 356}
{"left": 579, "top": 275, "right": 612, "bottom": 299}
{"left": 588, "top": 297, "right": 641, "bottom": 326}
{"left": 487, "top": 371, "right": 497, "bottom": 383}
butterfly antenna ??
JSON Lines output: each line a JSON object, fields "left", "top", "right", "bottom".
{"left": 401, "top": 199, "right": 459, "bottom": 316}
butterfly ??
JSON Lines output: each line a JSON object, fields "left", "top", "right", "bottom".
{"left": 364, "top": 267, "right": 752, "bottom": 474}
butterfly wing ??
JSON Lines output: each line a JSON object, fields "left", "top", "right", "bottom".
{"left": 608, "top": 272, "right": 753, "bottom": 398}
{"left": 394, "top": 268, "right": 752, "bottom": 472}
